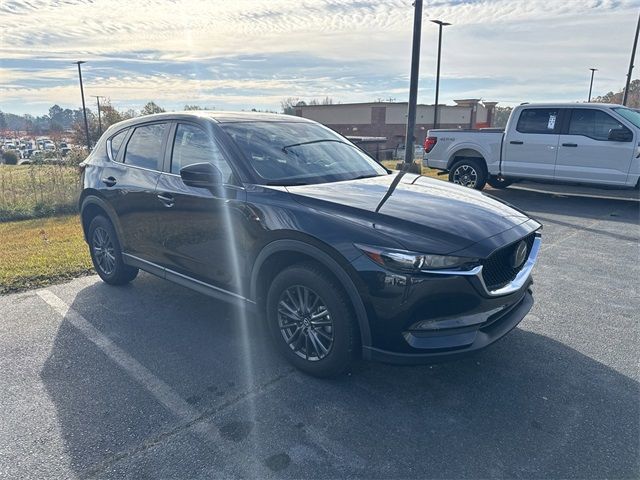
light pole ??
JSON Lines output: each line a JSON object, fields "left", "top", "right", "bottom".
{"left": 403, "top": 0, "right": 423, "bottom": 167}
{"left": 623, "top": 12, "right": 639, "bottom": 106}
{"left": 74, "top": 61, "right": 91, "bottom": 150}
{"left": 95, "top": 96, "right": 103, "bottom": 135}
{"left": 431, "top": 20, "right": 451, "bottom": 129}
{"left": 588, "top": 68, "right": 597, "bottom": 102}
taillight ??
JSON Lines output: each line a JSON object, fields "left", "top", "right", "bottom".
{"left": 424, "top": 136, "right": 437, "bottom": 153}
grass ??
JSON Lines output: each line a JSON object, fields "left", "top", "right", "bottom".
{"left": 0, "top": 164, "right": 81, "bottom": 222}
{"left": 380, "top": 160, "right": 444, "bottom": 180}
{"left": 0, "top": 215, "right": 93, "bottom": 294}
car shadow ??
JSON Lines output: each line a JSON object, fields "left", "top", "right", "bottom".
{"left": 40, "top": 275, "right": 639, "bottom": 478}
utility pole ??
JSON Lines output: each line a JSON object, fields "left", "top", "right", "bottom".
{"left": 623, "top": 12, "right": 640, "bottom": 106}
{"left": 74, "top": 61, "right": 91, "bottom": 150}
{"left": 95, "top": 96, "right": 103, "bottom": 135}
{"left": 403, "top": 0, "right": 423, "bottom": 167}
{"left": 588, "top": 68, "right": 597, "bottom": 102}
{"left": 431, "top": 20, "right": 451, "bottom": 129}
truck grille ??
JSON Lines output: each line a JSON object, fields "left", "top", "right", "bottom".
{"left": 481, "top": 233, "right": 536, "bottom": 291}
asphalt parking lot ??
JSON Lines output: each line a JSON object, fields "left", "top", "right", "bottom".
{"left": 1, "top": 187, "right": 638, "bottom": 479}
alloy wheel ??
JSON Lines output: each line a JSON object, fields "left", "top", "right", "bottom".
{"left": 277, "top": 285, "right": 334, "bottom": 361}
{"left": 92, "top": 226, "right": 116, "bottom": 276}
{"left": 452, "top": 164, "right": 478, "bottom": 188}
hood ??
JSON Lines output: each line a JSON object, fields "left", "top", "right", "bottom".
{"left": 286, "top": 173, "right": 531, "bottom": 254}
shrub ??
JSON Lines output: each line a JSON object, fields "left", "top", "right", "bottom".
{"left": 2, "top": 151, "right": 18, "bottom": 165}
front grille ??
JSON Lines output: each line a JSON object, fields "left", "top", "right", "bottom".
{"left": 481, "top": 233, "right": 536, "bottom": 291}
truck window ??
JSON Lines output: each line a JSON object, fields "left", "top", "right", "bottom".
{"left": 568, "top": 109, "right": 628, "bottom": 141}
{"left": 516, "top": 108, "right": 560, "bottom": 134}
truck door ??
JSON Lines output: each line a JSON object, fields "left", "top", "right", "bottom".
{"left": 502, "top": 107, "right": 562, "bottom": 180}
{"left": 555, "top": 108, "right": 634, "bottom": 186}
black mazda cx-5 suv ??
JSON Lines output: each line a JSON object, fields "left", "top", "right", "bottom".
{"left": 79, "top": 111, "right": 541, "bottom": 377}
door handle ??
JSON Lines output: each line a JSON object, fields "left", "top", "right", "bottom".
{"left": 102, "top": 176, "right": 117, "bottom": 187}
{"left": 562, "top": 143, "right": 578, "bottom": 147}
{"left": 156, "top": 193, "right": 175, "bottom": 207}
{"left": 509, "top": 140, "right": 524, "bottom": 145}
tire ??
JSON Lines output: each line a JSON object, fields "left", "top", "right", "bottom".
{"left": 448, "top": 158, "right": 487, "bottom": 190}
{"left": 266, "top": 262, "right": 358, "bottom": 377}
{"left": 88, "top": 215, "right": 138, "bottom": 285}
{"left": 487, "top": 176, "right": 513, "bottom": 189}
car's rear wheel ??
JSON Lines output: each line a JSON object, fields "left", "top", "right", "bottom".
{"left": 266, "top": 263, "right": 357, "bottom": 377}
{"left": 487, "top": 176, "right": 513, "bottom": 189}
{"left": 449, "top": 158, "right": 487, "bottom": 190}
{"left": 88, "top": 215, "right": 138, "bottom": 285}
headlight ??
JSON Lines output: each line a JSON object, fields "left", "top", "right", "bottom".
{"left": 355, "top": 244, "right": 477, "bottom": 272}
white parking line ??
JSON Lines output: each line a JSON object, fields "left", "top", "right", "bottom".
{"left": 35, "top": 288, "right": 269, "bottom": 477}
{"left": 37, "top": 288, "right": 202, "bottom": 422}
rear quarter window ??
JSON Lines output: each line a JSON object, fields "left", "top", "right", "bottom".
{"left": 108, "top": 129, "right": 128, "bottom": 161}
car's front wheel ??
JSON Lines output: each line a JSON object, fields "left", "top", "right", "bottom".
{"left": 88, "top": 215, "right": 138, "bottom": 285}
{"left": 266, "top": 263, "right": 357, "bottom": 377}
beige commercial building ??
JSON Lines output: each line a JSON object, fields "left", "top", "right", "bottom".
{"left": 296, "top": 100, "right": 498, "bottom": 156}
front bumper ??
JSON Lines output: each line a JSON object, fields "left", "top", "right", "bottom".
{"left": 350, "top": 231, "right": 541, "bottom": 364}
{"left": 362, "top": 288, "right": 533, "bottom": 364}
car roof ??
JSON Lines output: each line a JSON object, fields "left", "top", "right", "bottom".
{"left": 516, "top": 102, "right": 624, "bottom": 109}
{"left": 107, "top": 111, "right": 313, "bottom": 132}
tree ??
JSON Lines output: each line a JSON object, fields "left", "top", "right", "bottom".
{"left": 281, "top": 97, "right": 301, "bottom": 115}
{"left": 141, "top": 101, "right": 165, "bottom": 115}
{"left": 0, "top": 111, "right": 6, "bottom": 131}
{"left": 592, "top": 79, "right": 640, "bottom": 108}
{"left": 492, "top": 106, "right": 513, "bottom": 128}
{"left": 184, "top": 104, "right": 213, "bottom": 110}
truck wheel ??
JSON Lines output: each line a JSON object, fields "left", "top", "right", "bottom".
{"left": 487, "top": 176, "right": 513, "bottom": 189}
{"left": 449, "top": 158, "right": 487, "bottom": 190}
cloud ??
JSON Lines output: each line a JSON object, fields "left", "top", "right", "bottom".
{"left": 0, "top": 0, "right": 637, "bottom": 114}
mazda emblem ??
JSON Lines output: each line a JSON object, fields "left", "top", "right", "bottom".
{"left": 512, "top": 241, "right": 528, "bottom": 268}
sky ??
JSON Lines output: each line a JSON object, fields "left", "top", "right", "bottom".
{"left": 0, "top": 0, "right": 638, "bottom": 116}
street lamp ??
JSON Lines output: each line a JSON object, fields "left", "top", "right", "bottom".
{"left": 403, "top": 0, "right": 423, "bottom": 167}
{"left": 588, "top": 68, "right": 597, "bottom": 102}
{"left": 431, "top": 20, "right": 451, "bottom": 129}
{"left": 74, "top": 61, "right": 91, "bottom": 150}
{"left": 623, "top": 12, "right": 639, "bottom": 106}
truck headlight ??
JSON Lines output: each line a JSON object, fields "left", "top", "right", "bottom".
{"left": 355, "top": 244, "right": 477, "bottom": 272}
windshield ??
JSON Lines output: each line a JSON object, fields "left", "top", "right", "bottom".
{"left": 612, "top": 107, "right": 640, "bottom": 129}
{"left": 221, "top": 121, "right": 388, "bottom": 185}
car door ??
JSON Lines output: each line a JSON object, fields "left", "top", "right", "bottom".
{"left": 154, "top": 121, "right": 248, "bottom": 295}
{"left": 99, "top": 122, "right": 169, "bottom": 264}
{"left": 555, "top": 108, "right": 634, "bottom": 185}
{"left": 501, "top": 107, "right": 562, "bottom": 179}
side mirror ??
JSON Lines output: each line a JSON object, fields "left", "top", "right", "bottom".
{"left": 180, "top": 162, "right": 223, "bottom": 189}
{"left": 608, "top": 128, "right": 632, "bottom": 142}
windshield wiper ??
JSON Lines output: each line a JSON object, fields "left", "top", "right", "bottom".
{"left": 265, "top": 181, "right": 309, "bottom": 186}
{"left": 350, "top": 174, "right": 384, "bottom": 180}
{"left": 282, "top": 139, "right": 352, "bottom": 152}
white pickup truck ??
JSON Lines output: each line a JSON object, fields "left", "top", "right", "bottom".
{"left": 423, "top": 103, "right": 640, "bottom": 190}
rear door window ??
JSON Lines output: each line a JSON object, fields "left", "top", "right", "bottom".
{"left": 516, "top": 108, "right": 560, "bottom": 134}
{"left": 123, "top": 123, "right": 167, "bottom": 170}
{"left": 568, "top": 109, "right": 628, "bottom": 141}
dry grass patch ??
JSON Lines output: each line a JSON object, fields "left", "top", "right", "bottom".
{"left": 0, "top": 215, "right": 93, "bottom": 294}
{"left": 0, "top": 164, "right": 81, "bottom": 221}
{"left": 380, "top": 161, "right": 444, "bottom": 180}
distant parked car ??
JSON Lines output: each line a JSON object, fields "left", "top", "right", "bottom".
{"left": 424, "top": 103, "right": 640, "bottom": 189}
{"left": 79, "top": 111, "right": 542, "bottom": 377}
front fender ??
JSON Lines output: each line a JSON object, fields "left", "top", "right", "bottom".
{"left": 250, "top": 238, "right": 372, "bottom": 349}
